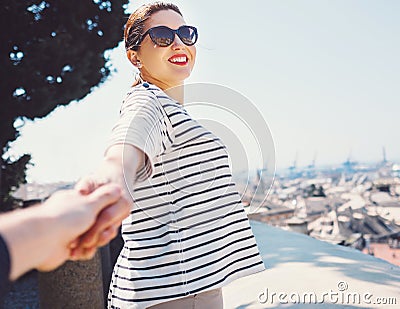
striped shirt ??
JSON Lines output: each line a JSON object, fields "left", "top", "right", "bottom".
{"left": 107, "top": 82, "right": 265, "bottom": 309}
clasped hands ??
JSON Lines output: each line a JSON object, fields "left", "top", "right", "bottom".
{"left": 36, "top": 175, "right": 132, "bottom": 272}
{"left": 42, "top": 144, "right": 141, "bottom": 270}
{"left": 68, "top": 176, "right": 132, "bottom": 263}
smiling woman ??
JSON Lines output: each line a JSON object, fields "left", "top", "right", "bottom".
{"left": 77, "top": 2, "right": 265, "bottom": 309}
{"left": 124, "top": 2, "right": 197, "bottom": 90}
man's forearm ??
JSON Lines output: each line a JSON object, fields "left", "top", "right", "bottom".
{"left": 0, "top": 205, "right": 59, "bottom": 280}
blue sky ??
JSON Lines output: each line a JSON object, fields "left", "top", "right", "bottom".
{"left": 10, "top": 0, "right": 400, "bottom": 183}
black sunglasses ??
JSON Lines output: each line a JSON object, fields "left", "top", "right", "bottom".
{"left": 139, "top": 25, "right": 198, "bottom": 47}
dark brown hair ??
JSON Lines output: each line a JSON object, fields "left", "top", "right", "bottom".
{"left": 124, "top": 2, "right": 182, "bottom": 51}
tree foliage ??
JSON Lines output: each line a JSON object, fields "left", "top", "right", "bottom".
{"left": 0, "top": 0, "right": 129, "bottom": 211}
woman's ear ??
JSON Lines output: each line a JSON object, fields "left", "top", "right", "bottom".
{"left": 127, "top": 50, "right": 140, "bottom": 67}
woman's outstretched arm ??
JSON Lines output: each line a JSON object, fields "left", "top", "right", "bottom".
{"left": 73, "top": 144, "right": 145, "bottom": 257}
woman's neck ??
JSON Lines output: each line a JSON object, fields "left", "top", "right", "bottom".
{"left": 140, "top": 73, "right": 184, "bottom": 104}
{"left": 164, "top": 86, "right": 184, "bottom": 105}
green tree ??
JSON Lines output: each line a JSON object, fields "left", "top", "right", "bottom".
{"left": 0, "top": 0, "right": 129, "bottom": 211}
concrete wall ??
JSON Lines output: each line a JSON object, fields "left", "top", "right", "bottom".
{"left": 38, "top": 251, "right": 104, "bottom": 309}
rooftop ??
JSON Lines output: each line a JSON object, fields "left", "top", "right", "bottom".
{"left": 223, "top": 221, "right": 400, "bottom": 308}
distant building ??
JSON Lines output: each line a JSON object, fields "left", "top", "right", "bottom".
{"left": 247, "top": 203, "right": 295, "bottom": 225}
{"left": 304, "top": 197, "right": 330, "bottom": 218}
{"left": 13, "top": 181, "right": 74, "bottom": 206}
{"left": 285, "top": 216, "right": 308, "bottom": 234}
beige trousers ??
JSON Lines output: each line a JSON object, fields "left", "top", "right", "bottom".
{"left": 147, "top": 288, "right": 223, "bottom": 309}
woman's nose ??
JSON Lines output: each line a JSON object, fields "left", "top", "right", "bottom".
{"left": 171, "top": 34, "right": 185, "bottom": 49}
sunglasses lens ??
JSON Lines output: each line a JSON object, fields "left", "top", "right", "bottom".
{"left": 178, "top": 26, "right": 197, "bottom": 45}
{"left": 148, "top": 26, "right": 198, "bottom": 47}
{"left": 149, "top": 27, "right": 174, "bottom": 47}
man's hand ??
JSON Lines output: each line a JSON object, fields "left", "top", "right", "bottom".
{"left": 0, "top": 183, "right": 130, "bottom": 280}
{"left": 36, "top": 183, "right": 130, "bottom": 270}
{"left": 70, "top": 174, "right": 132, "bottom": 260}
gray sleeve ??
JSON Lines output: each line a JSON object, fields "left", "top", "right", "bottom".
{"left": 106, "top": 89, "right": 174, "bottom": 182}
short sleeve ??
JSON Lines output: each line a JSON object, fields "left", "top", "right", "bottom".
{"left": 106, "top": 88, "right": 174, "bottom": 182}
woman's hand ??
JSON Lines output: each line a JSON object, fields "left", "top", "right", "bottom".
{"left": 71, "top": 144, "right": 145, "bottom": 259}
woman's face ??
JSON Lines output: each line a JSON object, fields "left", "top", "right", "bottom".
{"left": 131, "top": 9, "right": 197, "bottom": 89}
